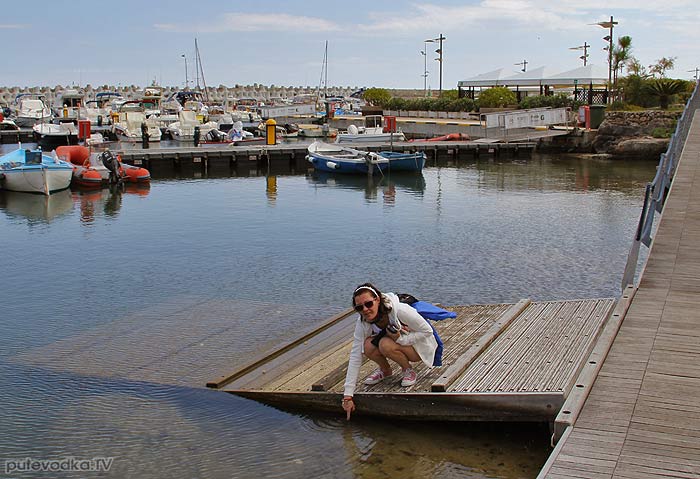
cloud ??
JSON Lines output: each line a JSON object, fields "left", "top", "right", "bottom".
{"left": 0, "top": 24, "right": 27, "bottom": 29}
{"left": 356, "top": 0, "right": 700, "bottom": 35}
{"left": 155, "top": 13, "right": 340, "bottom": 33}
{"left": 357, "top": 2, "right": 570, "bottom": 34}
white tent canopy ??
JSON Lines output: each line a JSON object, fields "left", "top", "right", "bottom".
{"left": 457, "top": 68, "right": 504, "bottom": 88}
{"left": 542, "top": 64, "right": 608, "bottom": 86}
{"left": 458, "top": 64, "right": 608, "bottom": 88}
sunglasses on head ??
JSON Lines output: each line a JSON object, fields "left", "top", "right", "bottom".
{"left": 353, "top": 299, "right": 376, "bottom": 312}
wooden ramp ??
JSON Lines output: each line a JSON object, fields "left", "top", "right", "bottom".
{"left": 208, "top": 298, "right": 616, "bottom": 423}
{"left": 537, "top": 109, "right": 700, "bottom": 478}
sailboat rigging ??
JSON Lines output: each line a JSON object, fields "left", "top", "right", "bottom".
{"left": 194, "top": 38, "right": 209, "bottom": 102}
{"left": 315, "top": 40, "right": 328, "bottom": 109}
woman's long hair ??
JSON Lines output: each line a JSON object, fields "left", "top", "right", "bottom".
{"left": 352, "top": 282, "right": 391, "bottom": 321}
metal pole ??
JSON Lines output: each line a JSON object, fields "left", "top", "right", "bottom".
{"left": 438, "top": 34, "right": 445, "bottom": 94}
{"left": 182, "top": 54, "right": 189, "bottom": 89}
{"left": 423, "top": 43, "right": 427, "bottom": 94}
{"left": 608, "top": 16, "right": 614, "bottom": 97}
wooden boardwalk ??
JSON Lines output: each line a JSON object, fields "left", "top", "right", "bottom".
{"left": 208, "top": 298, "right": 616, "bottom": 422}
{"left": 538, "top": 111, "right": 700, "bottom": 478}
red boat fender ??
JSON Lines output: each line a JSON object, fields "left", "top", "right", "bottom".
{"left": 56, "top": 145, "right": 90, "bottom": 165}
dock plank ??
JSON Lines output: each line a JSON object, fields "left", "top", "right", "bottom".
{"left": 538, "top": 104, "right": 700, "bottom": 478}
{"left": 213, "top": 298, "right": 614, "bottom": 422}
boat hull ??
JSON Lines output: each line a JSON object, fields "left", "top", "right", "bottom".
{"left": 1, "top": 148, "right": 77, "bottom": 195}
{"left": 1, "top": 166, "right": 73, "bottom": 195}
{"left": 307, "top": 141, "right": 425, "bottom": 175}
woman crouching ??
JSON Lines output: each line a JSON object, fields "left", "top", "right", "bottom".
{"left": 341, "top": 282, "right": 437, "bottom": 420}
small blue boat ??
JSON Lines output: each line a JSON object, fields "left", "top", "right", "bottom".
{"left": 307, "top": 141, "right": 425, "bottom": 175}
{"left": 0, "top": 148, "right": 73, "bottom": 195}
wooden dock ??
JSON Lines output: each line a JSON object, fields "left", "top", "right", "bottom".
{"left": 538, "top": 112, "right": 700, "bottom": 477}
{"left": 207, "top": 297, "right": 617, "bottom": 422}
{"left": 115, "top": 140, "right": 536, "bottom": 172}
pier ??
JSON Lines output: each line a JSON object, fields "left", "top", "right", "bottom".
{"left": 537, "top": 96, "right": 700, "bottom": 478}
{"left": 115, "top": 141, "right": 535, "bottom": 173}
{"left": 207, "top": 298, "right": 618, "bottom": 422}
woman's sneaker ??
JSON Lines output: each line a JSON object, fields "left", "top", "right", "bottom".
{"left": 364, "top": 369, "right": 391, "bottom": 385}
{"left": 401, "top": 368, "right": 417, "bottom": 387}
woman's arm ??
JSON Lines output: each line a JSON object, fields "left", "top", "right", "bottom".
{"left": 342, "top": 320, "right": 366, "bottom": 398}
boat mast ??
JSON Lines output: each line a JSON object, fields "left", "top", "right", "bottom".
{"left": 195, "top": 38, "right": 209, "bottom": 101}
{"left": 315, "top": 40, "right": 328, "bottom": 108}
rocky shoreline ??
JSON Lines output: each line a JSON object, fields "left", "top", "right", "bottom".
{"left": 591, "top": 110, "right": 680, "bottom": 160}
{"left": 539, "top": 110, "right": 680, "bottom": 160}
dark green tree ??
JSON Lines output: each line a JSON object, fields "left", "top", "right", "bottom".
{"left": 645, "top": 79, "right": 686, "bottom": 109}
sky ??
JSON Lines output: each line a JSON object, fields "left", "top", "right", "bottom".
{"left": 2, "top": 0, "right": 698, "bottom": 90}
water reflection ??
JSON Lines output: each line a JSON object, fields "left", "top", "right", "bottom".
{"left": 471, "top": 153, "right": 657, "bottom": 194}
{"left": 0, "top": 189, "right": 73, "bottom": 224}
{"left": 307, "top": 171, "right": 426, "bottom": 204}
{"left": 73, "top": 184, "right": 150, "bottom": 225}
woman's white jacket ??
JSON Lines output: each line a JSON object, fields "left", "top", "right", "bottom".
{"left": 343, "top": 292, "right": 437, "bottom": 397}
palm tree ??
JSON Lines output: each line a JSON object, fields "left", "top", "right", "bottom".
{"left": 645, "top": 79, "right": 686, "bottom": 109}
{"left": 612, "top": 36, "right": 632, "bottom": 101}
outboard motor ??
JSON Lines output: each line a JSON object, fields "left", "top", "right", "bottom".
{"left": 100, "top": 150, "right": 122, "bottom": 185}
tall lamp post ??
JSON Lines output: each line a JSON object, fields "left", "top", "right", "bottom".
{"left": 181, "top": 54, "right": 189, "bottom": 89}
{"left": 515, "top": 60, "right": 528, "bottom": 72}
{"left": 569, "top": 42, "right": 590, "bottom": 66}
{"left": 420, "top": 43, "right": 428, "bottom": 95}
{"left": 689, "top": 68, "right": 699, "bottom": 82}
{"left": 595, "top": 16, "right": 618, "bottom": 102}
{"left": 425, "top": 34, "right": 446, "bottom": 95}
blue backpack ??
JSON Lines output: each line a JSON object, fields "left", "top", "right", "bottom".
{"left": 404, "top": 299, "right": 455, "bottom": 367}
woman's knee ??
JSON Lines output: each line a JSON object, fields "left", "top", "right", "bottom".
{"left": 363, "top": 337, "right": 381, "bottom": 358}
{"left": 378, "top": 337, "right": 398, "bottom": 356}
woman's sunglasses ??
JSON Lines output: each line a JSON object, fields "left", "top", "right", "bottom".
{"left": 354, "top": 299, "right": 376, "bottom": 312}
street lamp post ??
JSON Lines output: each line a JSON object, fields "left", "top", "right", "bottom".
{"left": 569, "top": 42, "right": 590, "bottom": 66}
{"left": 688, "top": 68, "right": 699, "bottom": 82}
{"left": 425, "top": 34, "right": 446, "bottom": 95}
{"left": 514, "top": 60, "right": 528, "bottom": 72}
{"left": 596, "top": 16, "right": 618, "bottom": 102}
{"left": 420, "top": 43, "right": 428, "bottom": 95}
{"left": 181, "top": 54, "right": 189, "bottom": 89}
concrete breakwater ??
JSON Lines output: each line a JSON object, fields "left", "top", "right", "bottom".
{"left": 0, "top": 84, "right": 361, "bottom": 106}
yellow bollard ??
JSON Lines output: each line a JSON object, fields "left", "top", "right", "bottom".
{"left": 265, "top": 118, "right": 277, "bottom": 146}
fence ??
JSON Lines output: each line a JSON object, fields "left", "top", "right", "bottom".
{"left": 620, "top": 82, "right": 700, "bottom": 289}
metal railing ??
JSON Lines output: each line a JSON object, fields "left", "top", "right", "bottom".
{"left": 621, "top": 81, "right": 700, "bottom": 290}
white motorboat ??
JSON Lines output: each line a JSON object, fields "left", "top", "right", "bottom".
{"left": 32, "top": 122, "right": 79, "bottom": 148}
{"left": 0, "top": 148, "right": 73, "bottom": 195}
{"left": 12, "top": 94, "right": 53, "bottom": 128}
{"left": 111, "top": 101, "right": 161, "bottom": 142}
{"left": 166, "top": 110, "right": 218, "bottom": 141}
{"left": 81, "top": 92, "right": 123, "bottom": 126}
{"left": 335, "top": 115, "right": 405, "bottom": 143}
{"left": 52, "top": 88, "right": 85, "bottom": 123}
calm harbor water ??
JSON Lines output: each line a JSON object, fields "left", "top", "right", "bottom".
{"left": 0, "top": 145, "right": 656, "bottom": 478}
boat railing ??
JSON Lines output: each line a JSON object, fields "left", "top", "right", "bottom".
{"left": 620, "top": 81, "right": 700, "bottom": 290}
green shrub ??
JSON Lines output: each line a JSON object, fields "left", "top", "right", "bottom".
{"left": 518, "top": 93, "right": 576, "bottom": 110}
{"left": 478, "top": 87, "right": 517, "bottom": 108}
{"left": 650, "top": 127, "right": 674, "bottom": 138}
{"left": 362, "top": 88, "right": 391, "bottom": 107}
{"left": 608, "top": 100, "right": 627, "bottom": 111}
